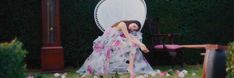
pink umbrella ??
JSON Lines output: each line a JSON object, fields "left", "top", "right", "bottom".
{"left": 154, "top": 44, "right": 182, "bottom": 50}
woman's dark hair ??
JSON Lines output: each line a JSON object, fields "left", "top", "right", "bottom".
{"left": 122, "top": 20, "right": 141, "bottom": 32}
{"left": 111, "top": 20, "right": 142, "bottom": 32}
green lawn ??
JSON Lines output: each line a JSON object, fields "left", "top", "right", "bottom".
{"left": 27, "top": 65, "right": 202, "bottom": 78}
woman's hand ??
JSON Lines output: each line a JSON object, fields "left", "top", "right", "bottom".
{"left": 140, "top": 44, "right": 149, "bottom": 53}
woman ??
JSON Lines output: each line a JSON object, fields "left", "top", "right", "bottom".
{"left": 77, "top": 20, "right": 154, "bottom": 78}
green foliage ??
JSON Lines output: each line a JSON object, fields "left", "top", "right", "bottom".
{"left": 227, "top": 42, "right": 234, "bottom": 78}
{"left": 114, "top": 72, "right": 120, "bottom": 78}
{"left": 34, "top": 73, "right": 43, "bottom": 78}
{"left": 0, "top": 0, "right": 41, "bottom": 68}
{"left": 0, "top": 39, "right": 27, "bottom": 78}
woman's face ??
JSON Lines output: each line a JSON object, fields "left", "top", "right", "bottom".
{"left": 128, "top": 23, "right": 139, "bottom": 32}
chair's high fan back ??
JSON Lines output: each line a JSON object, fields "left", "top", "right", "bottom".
{"left": 94, "top": 0, "right": 147, "bottom": 32}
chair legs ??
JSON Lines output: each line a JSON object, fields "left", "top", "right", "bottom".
{"left": 169, "top": 51, "right": 184, "bottom": 69}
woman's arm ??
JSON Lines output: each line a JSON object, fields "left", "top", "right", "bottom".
{"left": 131, "top": 36, "right": 149, "bottom": 53}
{"left": 118, "top": 22, "right": 149, "bottom": 53}
{"left": 118, "top": 22, "right": 145, "bottom": 47}
{"left": 131, "top": 35, "right": 144, "bottom": 47}
{"left": 118, "top": 22, "right": 134, "bottom": 42}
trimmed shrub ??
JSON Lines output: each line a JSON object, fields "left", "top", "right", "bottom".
{"left": 0, "top": 39, "right": 27, "bottom": 78}
{"left": 227, "top": 42, "right": 234, "bottom": 78}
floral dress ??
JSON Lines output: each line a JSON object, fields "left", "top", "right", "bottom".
{"left": 77, "top": 28, "right": 154, "bottom": 75}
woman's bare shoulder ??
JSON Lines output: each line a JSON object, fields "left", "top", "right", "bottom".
{"left": 118, "top": 22, "right": 126, "bottom": 26}
{"left": 112, "top": 22, "right": 125, "bottom": 30}
{"left": 117, "top": 22, "right": 127, "bottom": 28}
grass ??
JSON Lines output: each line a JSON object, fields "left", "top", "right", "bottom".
{"left": 27, "top": 65, "right": 203, "bottom": 78}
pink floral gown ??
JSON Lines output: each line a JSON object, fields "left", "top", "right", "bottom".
{"left": 77, "top": 28, "right": 154, "bottom": 75}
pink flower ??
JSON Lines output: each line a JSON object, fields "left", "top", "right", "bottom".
{"left": 154, "top": 44, "right": 181, "bottom": 50}
{"left": 113, "top": 40, "right": 120, "bottom": 46}
{"left": 132, "top": 43, "right": 138, "bottom": 47}
{"left": 27, "top": 75, "right": 34, "bottom": 78}
{"left": 87, "top": 65, "right": 93, "bottom": 74}
{"left": 104, "top": 29, "right": 111, "bottom": 36}
{"left": 159, "top": 72, "right": 167, "bottom": 77}
{"left": 120, "top": 34, "right": 126, "bottom": 38}
{"left": 106, "top": 49, "right": 111, "bottom": 59}
{"left": 93, "top": 43, "right": 104, "bottom": 52}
